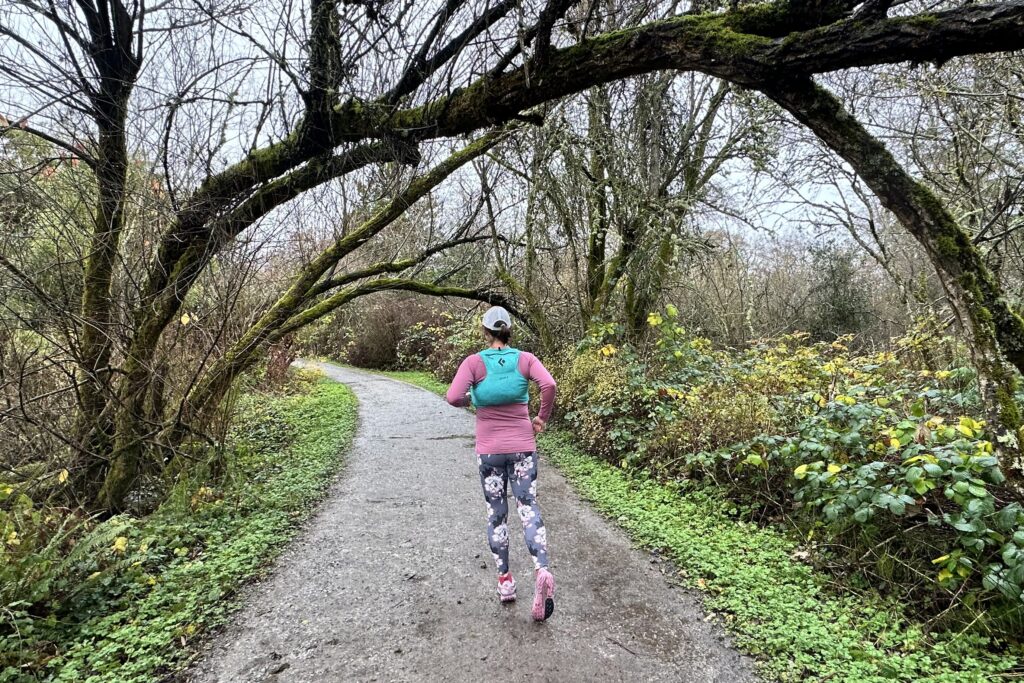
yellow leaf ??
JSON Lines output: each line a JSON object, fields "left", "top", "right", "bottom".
{"left": 889, "top": 438, "right": 901, "bottom": 449}
{"left": 794, "top": 464, "right": 809, "bottom": 479}
{"left": 112, "top": 536, "right": 128, "bottom": 554}
{"left": 647, "top": 312, "right": 663, "bottom": 326}
{"left": 955, "top": 425, "right": 974, "bottom": 438}
{"left": 931, "top": 554, "right": 950, "bottom": 565}
{"left": 180, "top": 313, "right": 191, "bottom": 326}
{"left": 937, "top": 568, "right": 953, "bottom": 582}
{"left": 58, "top": 469, "right": 69, "bottom": 484}
{"left": 827, "top": 464, "right": 841, "bottom": 474}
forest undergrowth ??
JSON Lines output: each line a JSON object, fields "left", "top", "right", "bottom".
{"left": 0, "top": 370, "right": 357, "bottom": 682}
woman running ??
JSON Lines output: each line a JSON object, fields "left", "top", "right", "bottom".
{"left": 446, "top": 306, "right": 557, "bottom": 621}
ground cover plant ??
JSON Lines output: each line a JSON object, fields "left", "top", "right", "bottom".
{"left": 0, "top": 371, "right": 357, "bottom": 682}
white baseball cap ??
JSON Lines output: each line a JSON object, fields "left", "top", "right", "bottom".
{"left": 482, "top": 306, "right": 512, "bottom": 331}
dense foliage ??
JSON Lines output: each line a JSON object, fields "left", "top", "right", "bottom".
{"left": 542, "top": 432, "right": 1022, "bottom": 682}
{"left": 552, "top": 310, "right": 1024, "bottom": 636}
{"left": 0, "top": 372, "right": 357, "bottom": 682}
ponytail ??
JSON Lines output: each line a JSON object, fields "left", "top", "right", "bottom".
{"left": 489, "top": 320, "right": 512, "bottom": 344}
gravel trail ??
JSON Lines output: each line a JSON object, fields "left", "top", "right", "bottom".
{"left": 187, "top": 362, "right": 759, "bottom": 683}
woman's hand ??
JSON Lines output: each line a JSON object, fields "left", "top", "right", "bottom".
{"left": 532, "top": 416, "right": 546, "bottom": 434}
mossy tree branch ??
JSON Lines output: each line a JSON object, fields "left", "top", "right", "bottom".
{"left": 360, "top": 1, "right": 1024, "bottom": 140}
{"left": 276, "top": 279, "right": 523, "bottom": 341}
{"left": 113, "top": 131, "right": 511, "bottom": 502}
{"left": 303, "top": 235, "right": 492, "bottom": 301}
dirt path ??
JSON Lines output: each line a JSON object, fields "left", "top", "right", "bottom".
{"left": 188, "top": 362, "right": 758, "bottom": 682}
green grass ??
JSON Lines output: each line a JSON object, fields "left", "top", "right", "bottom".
{"left": 7, "top": 374, "right": 358, "bottom": 683}
{"left": 540, "top": 431, "right": 1022, "bottom": 683}
{"left": 371, "top": 369, "right": 448, "bottom": 397}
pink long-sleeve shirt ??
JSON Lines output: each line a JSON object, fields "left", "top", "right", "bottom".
{"left": 446, "top": 349, "right": 557, "bottom": 454}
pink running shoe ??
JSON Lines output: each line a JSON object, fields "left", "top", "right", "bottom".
{"left": 498, "top": 572, "right": 517, "bottom": 603}
{"left": 532, "top": 568, "right": 555, "bottom": 621}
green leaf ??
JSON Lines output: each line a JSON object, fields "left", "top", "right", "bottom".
{"left": 743, "top": 453, "right": 764, "bottom": 468}
{"left": 967, "top": 484, "right": 988, "bottom": 498}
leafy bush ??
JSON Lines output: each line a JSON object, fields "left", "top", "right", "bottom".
{"left": 543, "top": 432, "right": 1022, "bottom": 682}
{"left": 298, "top": 295, "right": 437, "bottom": 369}
{"left": 556, "top": 308, "right": 1024, "bottom": 628}
{"left": 396, "top": 311, "right": 486, "bottom": 381}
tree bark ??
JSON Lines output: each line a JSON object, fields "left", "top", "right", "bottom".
{"left": 72, "top": 0, "right": 142, "bottom": 492}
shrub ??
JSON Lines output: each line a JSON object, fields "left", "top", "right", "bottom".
{"left": 556, "top": 307, "right": 1024, "bottom": 627}
{"left": 298, "top": 295, "right": 437, "bottom": 369}
{"left": 395, "top": 311, "right": 486, "bottom": 381}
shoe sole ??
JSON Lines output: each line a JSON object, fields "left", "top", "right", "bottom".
{"left": 532, "top": 575, "right": 555, "bottom": 621}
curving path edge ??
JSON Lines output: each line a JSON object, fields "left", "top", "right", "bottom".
{"left": 187, "top": 362, "right": 759, "bottom": 682}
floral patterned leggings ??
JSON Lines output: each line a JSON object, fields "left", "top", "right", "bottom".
{"left": 478, "top": 451, "right": 549, "bottom": 575}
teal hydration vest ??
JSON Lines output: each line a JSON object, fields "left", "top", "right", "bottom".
{"left": 470, "top": 347, "right": 529, "bottom": 407}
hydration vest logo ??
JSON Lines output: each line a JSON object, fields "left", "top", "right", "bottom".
{"left": 498, "top": 358, "right": 506, "bottom": 366}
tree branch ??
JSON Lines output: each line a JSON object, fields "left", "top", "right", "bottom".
{"left": 354, "top": 1, "right": 1024, "bottom": 140}
{"left": 276, "top": 279, "right": 526, "bottom": 339}
{"left": 386, "top": 0, "right": 518, "bottom": 104}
